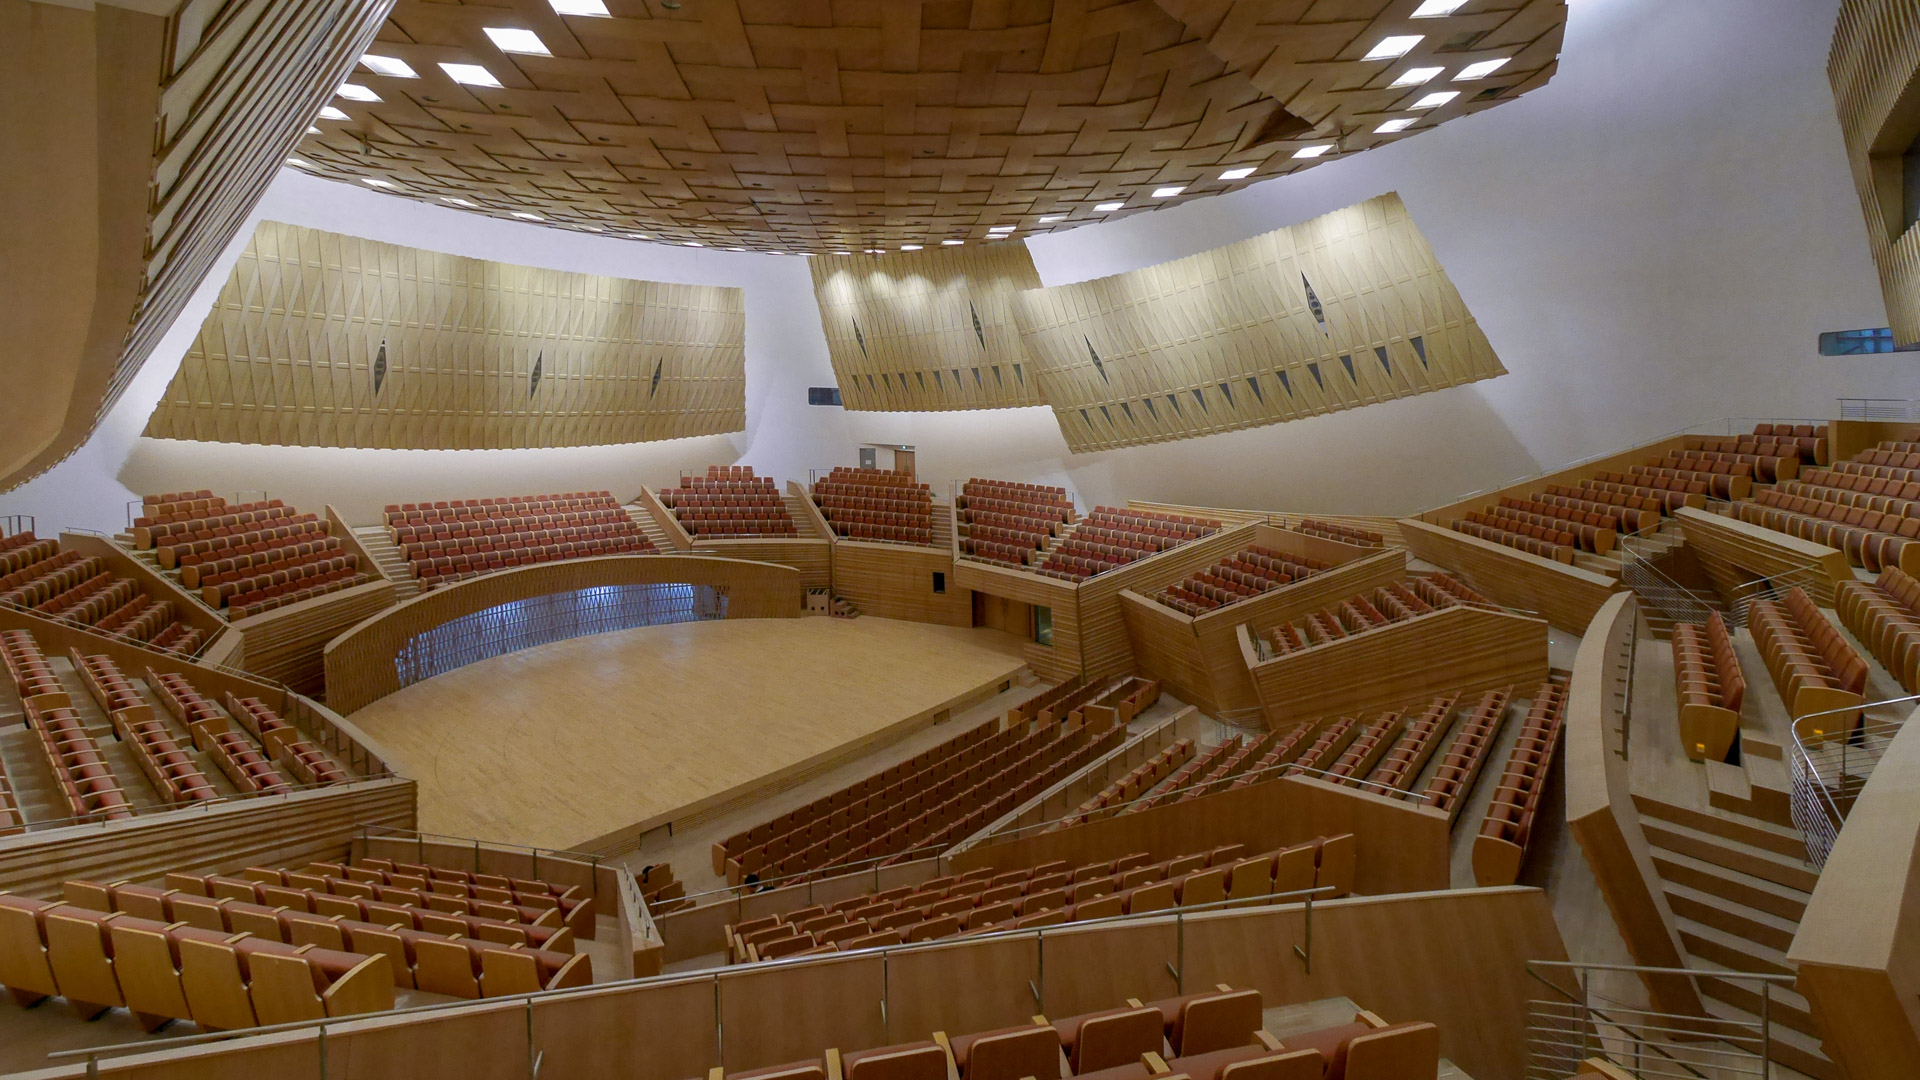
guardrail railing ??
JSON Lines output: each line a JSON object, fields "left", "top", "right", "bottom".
{"left": 1790, "top": 693, "right": 1920, "bottom": 868}
{"left": 1525, "top": 959, "right": 1791, "bottom": 1080}
{"left": 1838, "top": 397, "right": 1920, "bottom": 421}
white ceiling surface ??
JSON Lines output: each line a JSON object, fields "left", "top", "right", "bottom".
{"left": 2, "top": 0, "right": 1906, "bottom": 531}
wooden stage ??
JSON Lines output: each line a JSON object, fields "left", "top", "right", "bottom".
{"left": 347, "top": 618, "right": 1028, "bottom": 852}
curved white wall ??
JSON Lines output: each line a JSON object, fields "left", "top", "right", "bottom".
{"left": 2, "top": 0, "right": 1904, "bottom": 533}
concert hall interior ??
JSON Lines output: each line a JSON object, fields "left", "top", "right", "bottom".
{"left": 3, "top": 1, "right": 1920, "bottom": 1078}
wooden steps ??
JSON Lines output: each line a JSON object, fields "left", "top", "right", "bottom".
{"left": 1663, "top": 882, "right": 1798, "bottom": 953}
{"left": 1700, "top": 998, "right": 1836, "bottom": 1080}
{"left": 625, "top": 504, "right": 679, "bottom": 552}
{"left": 1649, "top": 849, "right": 1809, "bottom": 923}
{"left": 1640, "top": 816, "right": 1818, "bottom": 893}
{"left": 352, "top": 525, "right": 422, "bottom": 601}
{"left": 1702, "top": 759, "right": 1792, "bottom": 827}
{"left": 1632, "top": 793, "right": 1810, "bottom": 859}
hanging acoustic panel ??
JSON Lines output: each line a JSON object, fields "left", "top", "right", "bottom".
{"left": 810, "top": 243, "right": 1047, "bottom": 411}
{"left": 1013, "top": 192, "right": 1505, "bottom": 453}
{"left": 144, "top": 221, "right": 746, "bottom": 449}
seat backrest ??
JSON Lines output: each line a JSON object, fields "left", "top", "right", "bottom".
{"left": 1176, "top": 989, "right": 1265, "bottom": 1056}
{"left": 1341, "top": 1022, "right": 1440, "bottom": 1080}
{"left": 966, "top": 1026, "right": 1062, "bottom": 1080}
{"left": 844, "top": 1044, "right": 949, "bottom": 1080}
{"left": 1074, "top": 1007, "right": 1166, "bottom": 1072}
{"left": 1219, "top": 1050, "right": 1325, "bottom": 1080}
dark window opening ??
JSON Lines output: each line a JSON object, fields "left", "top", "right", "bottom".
{"left": 932, "top": 572, "right": 946, "bottom": 594}
{"left": 1033, "top": 605, "right": 1053, "bottom": 646}
{"left": 808, "top": 387, "right": 843, "bottom": 406}
{"left": 1904, "top": 131, "right": 1920, "bottom": 239}
{"left": 1818, "top": 327, "right": 1920, "bottom": 355}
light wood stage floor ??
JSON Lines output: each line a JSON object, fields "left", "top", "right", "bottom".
{"left": 348, "top": 618, "right": 1028, "bottom": 852}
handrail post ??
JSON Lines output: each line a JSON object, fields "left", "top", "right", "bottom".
{"left": 1759, "top": 978, "right": 1771, "bottom": 1079}
{"left": 1293, "top": 894, "right": 1313, "bottom": 973}
{"left": 318, "top": 1020, "right": 327, "bottom": 1080}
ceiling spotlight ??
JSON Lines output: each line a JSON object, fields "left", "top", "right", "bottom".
{"left": 362, "top": 177, "right": 397, "bottom": 188}
{"left": 1455, "top": 58, "right": 1511, "bottom": 80}
{"left": 1391, "top": 66, "right": 1444, "bottom": 88}
{"left": 337, "top": 83, "right": 381, "bottom": 102}
{"left": 1095, "top": 201, "right": 1126, "bottom": 212}
{"left": 318, "top": 106, "right": 349, "bottom": 121}
{"left": 1363, "top": 35, "right": 1423, "bottom": 61}
{"left": 1411, "top": 0, "right": 1470, "bottom": 16}
{"left": 988, "top": 225, "right": 1016, "bottom": 233}
{"left": 360, "top": 55, "right": 418, "bottom": 78}
{"left": 1218, "top": 166, "right": 1256, "bottom": 180}
{"left": 1038, "top": 214, "right": 1066, "bottom": 222}
{"left": 1151, "top": 186, "right": 1185, "bottom": 197}
{"left": 835, "top": 251, "right": 852, "bottom": 255}
{"left": 1375, "top": 118, "right": 1418, "bottom": 133}
{"left": 440, "top": 62, "right": 504, "bottom": 88}
{"left": 1292, "top": 145, "right": 1334, "bottom": 159}
{"left": 1412, "top": 90, "right": 1460, "bottom": 109}
{"left": 442, "top": 196, "right": 477, "bottom": 207}
{"left": 942, "top": 239, "right": 965, "bottom": 245}
{"left": 865, "top": 248, "right": 884, "bottom": 254}
{"left": 547, "top": 0, "right": 610, "bottom": 14}
{"left": 901, "top": 244, "right": 923, "bottom": 251}
{"left": 485, "top": 27, "right": 551, "bottom": 56}
{"left": 729, "top": 247, "right": 746, "bottom": 251}
{"left": 685, "top": 241, "right": 705, "bottom": 247}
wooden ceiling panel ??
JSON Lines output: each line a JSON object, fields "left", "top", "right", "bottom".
{"left": 291, "top": 0, "right": 1562, "bottom": 250}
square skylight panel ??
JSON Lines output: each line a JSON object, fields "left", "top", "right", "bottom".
{"left": 484, "top": 28, "right": 551, "bottom": 56}
{"left": 1364, "top": 36, "right": 1423, "bottom": 61}
{"left": 440, "top": 62, "right": 504, "bottom": 88}
{"left": 360, "top": 55, "right": 418, "bottom": 78}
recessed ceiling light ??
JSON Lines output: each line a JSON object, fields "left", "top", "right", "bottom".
{"left": 1412, "top": 90, "right": 1460, "bottom": 109}
{"left": 988, "top": 225, "right": 1016, "bottom": 233}
{"left": 942, "top": 239, "right": 965, "bottom": 245}
{"left": 865, "top": 248, "right": 884, "bottom": 254}
{"left": 685, "top": 241, "right": 705, "bottom": 247}
{"left": 286, "top": 157, "right": 311, "bottom": 168}
{"left": 729, "top": 246, "right": 746, "bottom": 251}
{"left": 484, "top": 27, "right": 551, "bottom": 55}
{"left": 1095, "top": 201, "right": 1126, "bottom": 212}
{"left": 442, "top": 196, "right": 477, "bottom": 207}
{"left": 1292, "top": 145, "right": 1334, "bottom": 159}
{"left": 1391, "top": 66, "right": 1444, "bottom": 88}
{"left": 900, "top": 244, "right": 923, "bottom": 251}
{"left": 835, "top": 251, "right": 852, "bottom": 255}
{"left": 769, "top": 251, "right": 785, "bottom": 255}
{"left": 440, "top": 62, "right": 503, "bottom": 88}
{"left": 1218, "top": 166, "right": 1257, "bottom": 180}
{"left": 1411, "top": 0, "right": 1470, "bottom": 16}
{"left": 337, "top": 83, "right": 381, "bottom": 102}
{"left": 1455, "top": 58, "right": 1511, "bottom": 80}
{"left": 363, "top": 177, "right": 396, "bottom": 188}
{"left": 360, "top": 55, "right": 418, "bottom": 78}
{"left": 1152, "top": 185, "right": 1185, "bottom": 197}
{"left": 1375, "top": 118, "right": 1418, "bottom": 133}
{"left": 1363, "top": 35, "right": 1424, "bottom": 61}
{"left": 1039, "top": 214, "right": 1066, "bottom": 222}
{"left": 318, "top": 106, "right": 349, "bottom": 121}
{"left": 548, "top": 0, "right": 610, "bottom": 14}
{"left": 512, "top": 211, "right": 543, "bottom": 220}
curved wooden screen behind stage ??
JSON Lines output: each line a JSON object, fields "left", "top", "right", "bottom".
{"left": 325, "top": 555, "right": 800, "bottom": 713}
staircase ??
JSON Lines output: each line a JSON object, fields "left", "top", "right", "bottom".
{"left": 830, "top": 595, "right": 861, "bottom": 619}
{"left": 352, "top": 526, "right": 422, "bottom": 601}
{"left": 1632, "top": 794, "right": 1834, "bottom": 1079}
{"left": 624, "top": 504, "right": 679, "bottom": 551}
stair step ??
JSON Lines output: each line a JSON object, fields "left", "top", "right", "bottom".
{"left": 1640, "top": 818, "right": 1818, "bottom": 893}
{"left": 1699, "top": 998, "right": 1835, "bottom": 1080}
{"left": 1650, "top": 849, "right": 1809, "bottom": 922}
{"left": 1690, "top": 959, "right": 1819, "bottom": 1038}
{"left": 1677, "top": 916, "right": 1793, "bottom": 977}
{"left": 1742, "top": 755, "right": 1794, "bottom": 827}
{"left": 1632, "top": 794, "right": 1810, "bottom": 859}
{"left": 1663, "top": 882, "right": 1799, "bottom": 953}
{"left": 1703, "top": 759, "right": 1751, "bottom": 804}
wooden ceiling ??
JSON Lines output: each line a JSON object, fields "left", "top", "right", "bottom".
{"left": 294, "top": 0, "right": 1565, "bottom": 250}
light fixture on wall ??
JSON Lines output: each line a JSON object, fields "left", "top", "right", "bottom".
{"left": 363, "top": 177, "right": 397, "bottom": 188}
{"left": 548, "top": 0, "right": 610, "bottom": 15}
{"left": 1096, "top": 201, "right": 1125, "bottom": 211}
{"left": 1411, "top": 0, "right": 1470, "bottom": 16}
{"left": 901, "top": 244, "right": 923, "bottom": 251}
{"left": 512, "top": 211, "right": 543, "bottom": 220}
{"left": 1039, "top": 214, "right": 1066, "bottom": 222}
{"left": 442, "top": 196, "right": 477, "bottom": 207}
{"left": 1152, "top": 185, "right": 1185, "bottom": 197}
{"left": 1292, "top": 145, "right": 1333, "bottom": 159}
{"left": 942, "top": 239, "right": 964, "bottom": 245}
{"left": 318, "top": 106, "right": 349, "bottom": 121}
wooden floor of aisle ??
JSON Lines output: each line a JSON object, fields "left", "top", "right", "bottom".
{"left": 347, "top": 617, "right": 1029, "bottom": 851}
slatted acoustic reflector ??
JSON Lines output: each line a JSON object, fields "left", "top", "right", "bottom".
{"left": 143, "top": 221, "right": 745, "bottom": 450}
{"left": 810, "top": 243, "right": 1046, "bottom": 411}
{"left": 1014, "top": 192, "right": 1504, "bottom": 453}
{"left": 1829, "top": 0, "right": 1920, "bottom": 346}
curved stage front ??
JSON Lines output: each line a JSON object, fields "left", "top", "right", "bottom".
{"left": 344, "top": 616, "right": 1027, "bottom": 854}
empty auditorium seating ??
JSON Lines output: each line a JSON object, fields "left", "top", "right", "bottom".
{"left": 1746, "top": 587, "right": 1869, "bottom": 726}
{"left": 1835, "top": 566, "right": 1920, "bottom": 692}
{"left": 1748, "top": 422, "right": 1829, "bottom": 464}
{"left": 660, "top": 467, "right": 800, "bottom": 538}
{"left": 1, "top": 629, "right": 134, "bottom": 822}
{"left": 1291, "top": 518, "right": 1386, "bottom": 547}
{"left": 957, "top": 479, "right": 1074, "bottom": 569}
{"left": 1051, "top": 739, "right": 1195, "bottom": 830}
{"left": 1670, "top": 613, "right": 1746, "bottom": 761}
{"left": 71, "top": 649, "right": 218, "bottom": 806}
{"left": 1259, "top": 574, "right": 1493, "bottom": 658}
{"left": 1036, "top": 507, "right": 1220, "bottom": 581}
{"left": 224, "top": 693, "right": 351, "bottom": 787}
{"left": 1738, "top": 483, "right": 1919, "bottom": 573}
{"left": 0, "top": 531, "right": 205, "bottom": 655}
{"left": 132, "top": 492, "right": 374, "bottom": 618}
{"left": 384, "top": 490, "right": 655, "bottom": 588}
{"left": 1419, "top": 688, "right": 1512, "bottom": 820}
{"left": 1154, "top": 547, "right": 1329, "bottom": 616}
{"left": 812, "top": 468, "right": 935, "bottom": 546}
{"left": 726, "top": 838, "right": 1354, "bottom": 961}
{"left": 1365, "top": 694, "right": 1459, "bottom": 793}
{"left": 1473, "top": 681, "right": 1568, "bottom": 885}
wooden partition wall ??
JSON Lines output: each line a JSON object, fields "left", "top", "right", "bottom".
{"left": 323, "top": 555, "right": 801, "bottom": 714}
{"left": 1789, "top": 704, "right": 1920, "bottom": 1079}
{"left": 1414, "top": 432, "right": 1697, "bottom": 528}
{"left": 230, "top": 577, "right": 401, "bottom": 697}
{"left": 1674, "top": 507, "right": 1853, "bottom": 606}
{"left": 43, "top": 886, "right": 1566, "bottom": 1080}
{"left": 1398, "top": 519, "right": 1624, "bottom": 634}
{"left": 951, "top": 558, "right": 1084, "bottom": 682}
{"left": 1245, "top": 604, "right": 1550, "bottom": 727}
{"left": 831, "top": 541, "right": 972, "bottom": 626}
{"left": 637, "top": 485, "right": 833, "bottom": 588}
{"left": 1564, "top": 592, "right": 1705, "bottom": 1018}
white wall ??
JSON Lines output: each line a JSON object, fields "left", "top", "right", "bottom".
{"left": 2, "top": 0, "right": 1907, "bottom": 533}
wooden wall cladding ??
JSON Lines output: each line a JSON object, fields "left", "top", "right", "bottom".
{"left": 810, "top": 244, "right": 1046, "bottom": 411}
{"left": 143, "top": 220, "right": 746, "bottom": 450}
{"left": 1830, "top": 0, "right": 1920, "bottom": 346}
{"left": 0, "top": 0, "right": 395, "bottom": 491}
{"left": 695, "top": 538, "right": 832, "bottom": 591}
{"left": 232, "top": 578, "right": 400, "bottom": 699}
{"left": 1015, "top": 192, "right": 1505, "bottom": 452}
{"left": 1247, "top": 604, "right": 1549, "bottom": 727}
{"left": 1397, "top": 519, "right": 1622, "bottom": 635}
{"left": 0, "top": 778, "right": 415, "bottom": 901}
{"left": 324, "top": 554, "right": 800, "bottom": 714}
{"left": 1128, "top": 502, "right": 1409, "bottom": 547}
{"left": 830, "top": 542, "right": 972, "bottom": 627}
{"left": 1674, "top": 507, "right": 1853, "bottom": 607}
{"left": 951, "top": 559, "right": 1083, "bottom": 683}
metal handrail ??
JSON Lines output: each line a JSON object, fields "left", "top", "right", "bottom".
{"left": 1838, "top": 397, "right": 1920, "bottom": 420}
{"left": 357, "top": 824, "right": 607, "bottom": 898}
{"left": 1724, "top": 562, "right": 1830, "bottom": 627}
{"left": 1524, "top": 960, "right": 1791, "bottom": 1080}
{"left": 1788, "top": 692, "right": 1920, "bottom": 867}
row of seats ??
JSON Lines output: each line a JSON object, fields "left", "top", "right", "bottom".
{"left": 1419, "top": 689, "right": 1512, "bottom": 820}
{"left": 1473, "top": 681, "right": 1568, "bottom": 885}
{"left": 1671, "top": 613, "right": 1747, "bottom": 762}
{"left": 156, "top": 515, "right": 325, "bottom": 572}
{"left": 1835, "top": 566, "right": 1920, "bottom": 692}
{"left": 960, "top": 478, "right": 1073, "bottom": 514}
{"left": 1490, "top": 496, "right": 1624, "bottom": 552}
{"left": 224, "top": 692, "right": 351, "bottom": 787}
{"left": 1, "top": 629, "right": 134, "bottom": 822}
{"left": 812, "top": 469, "right": 936, "bottom": 548}
{"left": 1365, "top": 694, "right": 1459, "bottom": 794}
{"left": 388, "top": 506, "right": 630, "bottom": 545}
{"left": 729, "top": 837, "right": 1353, "bottom": 966}
{"left": 1154, "top": 547, "right": 1329, "bottom": 616}
{"left": 821, "top": 467, "right": 923, "bottom": 489}
{"left": 383, "top": 491, "right": 655, "bottom": 588}
{"left": 1747, "top": 587, "right": 1869, "bottom": 725}
{"left": 147, "top": 668, "right": 291, "bottom": 794}
{"left": 381, "top": 492, "right": 621, "bottom": 525}
{"left": 133, "top": 498, "right": 297, "bottom": 549}
{"left": 1854, "top": 442, "right": 1920, "bottom": 469}
{"left": 0, "top": 534, "right": 204, "bottom": 655}
{"left": 1290, "top": 519, "right": 1384, "bottom": 547}
{"left": 1538, "top": 484, "right": 1663, "bottom": 531}
{"left": 1259, "top": 575, "right": 1491, "bottom": 657}
{"left": 407, "top": 533, "right": 652, "bottom": 587}
{"left": 1664, "top": 446, "right": 1796, "bottom": 484}
{"left": 179, "top": 535, "right": 345, "bottom": 590}
{"left": 71, "top": 649, "right": 219, "bottom": 805}
{"left": 1453, "top": 514, "right": 1576, "bottom": 564}
{"left": 1778, "top": 470, "right": 1920, "bottom": 512}
{"left": 1750, "top": 422, "right": 1829, "bottom": 463}
{"left": 1738, "top": 486, "right": 1919, "bottom": 573}
{"left": 957, "top": 480, "right": 1076, "bottom": 570}
{"left": 138, "top": 491, "right": 375, "bottom": 618}
{"left": 1687, "top": 432, "right": 1822, "bottom": 469}
{"left": 661, "top": 468, "right": 800, "bottom": 538}
{"left": 639, "top": 864, "right": 689, "bottom": 915}
{"left": 1050, "top": 740, "right": 1195, "bottom": 831}
{"left": 1037, "top": 508, "right": 1219, "bottom": 581}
